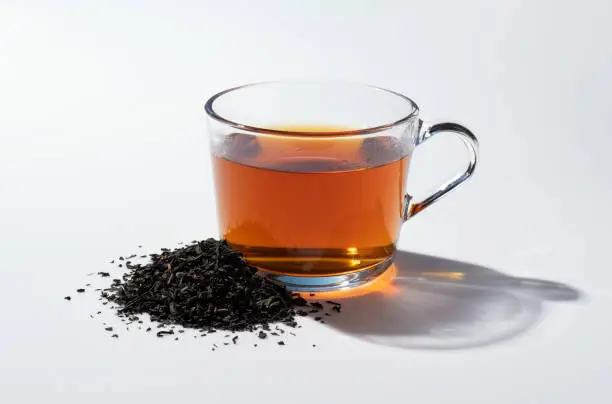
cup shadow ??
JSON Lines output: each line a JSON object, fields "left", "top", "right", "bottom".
{"left": 322, "top": 250, "right": 582, "bottom": 350}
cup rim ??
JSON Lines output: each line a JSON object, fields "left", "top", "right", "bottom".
{"left": 204, "top": 80, "right": 419, "bottom": 137}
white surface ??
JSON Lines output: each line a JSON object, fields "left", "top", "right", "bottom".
{"left": 1, "top": 1, "right": 611, "bottom": 403}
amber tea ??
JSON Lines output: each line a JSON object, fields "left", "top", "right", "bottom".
{"left": 212, "top": 127, "right": 410, "bottom": 277}
{"left": 206, "top": 81, "right": 478, "bottom": 291}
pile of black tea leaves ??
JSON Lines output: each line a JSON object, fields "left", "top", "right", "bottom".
{"left": 102, "top": 238, "right": 306, "bottom": 330}
{"left": 84, "top": 238, "right": 343, "bottom": 345}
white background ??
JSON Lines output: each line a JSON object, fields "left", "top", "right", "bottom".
{"left": 1, "top": 1, "right": 611, "bottom": 403}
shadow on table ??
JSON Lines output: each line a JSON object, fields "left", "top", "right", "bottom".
{"left": 322, "top": 251, "right": 582, "bottom": 350}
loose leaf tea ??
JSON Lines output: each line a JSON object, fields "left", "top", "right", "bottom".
{"left": 102, "top": 239, "right": 307, "bottom": 332}
{"left": 68, "top": 238, "right": 344, "bottom": 345}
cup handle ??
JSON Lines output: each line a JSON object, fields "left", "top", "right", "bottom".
{"left": 403, "top": 121, "right": 479, "bottom": 220}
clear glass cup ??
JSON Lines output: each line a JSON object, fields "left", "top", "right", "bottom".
{"left": 205, "top": 81, "right": 478, "bottom": 291}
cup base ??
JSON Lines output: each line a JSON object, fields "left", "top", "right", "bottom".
{"left": 259, "top": 255, "right": 394, "bottom": 292}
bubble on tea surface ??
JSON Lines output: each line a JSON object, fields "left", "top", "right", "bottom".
{"left": 360, "top": 137, "right": 405, "bottom": 167}
{"left": 222, "top": 133, "right": 261, "bottom": 163}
